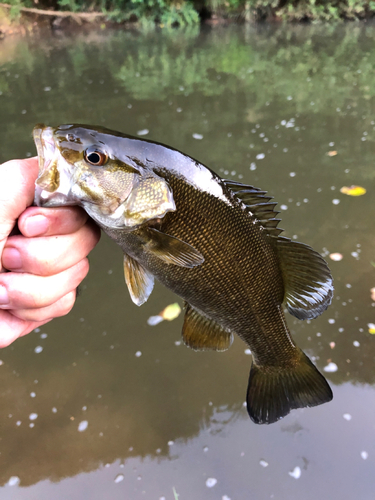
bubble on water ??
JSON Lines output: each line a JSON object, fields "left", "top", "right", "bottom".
{"left": 44, "top": 86, "right": 51, "bottom": 91}
{"left": 323, "top": 362, "right": 338, "bottom": 373}
{"left": 343, "top": 413, "right": 352, "bottom": 421}
{"left": 351, "top": 252, "right": 359, "bottom": 258}
{"left": 137, "top": 129, "right": 149, "bottom": 136}
{"left": 328, "top": 319, "right": 335, "bottom": 324}
{"left": 280, "top": 205, "right": 288, "bottom": 211}
{"left": 244, "top": 349, "right": 251, "bottom": 355}
{"left": 16, "top": 420, "right": 21, "bottom": 426}
{"left": 289, "top": 172, "right": 296, "bottom": 177}
{"left": 260, "top": 460, "right": 269, "bottom": 467}
{"left": 8, "top": 476, "right": 20, "bottom": 486}
{"left": 135, "top": 351, "right": 142, "bottom": 357}
{"left": 176, "top": 107, "right": 182, "bottom": 113}
{"left": 361, "top": 451, "right": 368, "bottom": 460}
{"left": 40, "top": 333, "right": 48, "bottom": 339}
{"left": 29, "top": 423, "right": 34, "bottom": 428}
{"left": 287, "top": 96, "right": 293, "bottom": 100}
{"left": 0, "top": 360, "right": 3, "bottom": 366}
{"left": 203, "top": 446, "right": 209, "bottom": 452}
{"left": 256, "top": 153, "right": 265, "bottom": 160}
{"left": 222, "top": 496, "right": 232, "bottom": 500}
{"left": 206, "top": 478, "right": 217, "bottom": 488}
{"left": 34, "top": 346, "right": 43, "bottom": 354}
{"left": 192, "top": 133, "right": 203, "bottom": 140}
{"left": 29, "top": 413, "right": 38, "bottom": 420}
{"left": 168, "top": 440, "right": 174, "bottom": 446}
{"left": 52, "top": 407, "right": 57, "bottom": 413}
{"left": 353, "top": 341, "right": 360, "bottom": 347}
{"left": 30, "top": 392, "right": 36, "bottom": 398}
{"left": 114, "top": 474, "right": 124, "bottom": 483}
{"left": 288, "top": 467, "right": 301, "bottom": 479}
{"left": 78, "top": 420, "right": 88, "bottom": 432}
{"left": 332, "top": 199, "right": 340, "bottom": 205}
{"left": 250, "top": 163, "right": 257, "bottom": 170}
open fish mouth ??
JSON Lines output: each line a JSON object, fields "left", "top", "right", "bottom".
{"left": 33, "top": 124, "right": 77, "bottom": 207}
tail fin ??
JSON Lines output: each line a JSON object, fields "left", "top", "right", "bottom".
{"left": 246, "top": 349, "right": 333, "bottom": 424}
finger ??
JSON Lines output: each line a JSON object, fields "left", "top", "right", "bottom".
{"left": 0, "top": 259, "right": 89, "bottom": 310}
{"left": 2, "top": 222, "right": 99, "bottom": 275}
{"left": 0, "top": 311, "right": 48, "bottom": 348}
{"left": 8, "top": 290, "right": 76, "bottom": 322}
{"left": 18, "top": 206, "right": 91, "bottom": 238}
{"left": 0, "top": 158, "right": 39, "bottom": 271}
{"left": 0, "top": 158, "right": 38, "bottom": 236}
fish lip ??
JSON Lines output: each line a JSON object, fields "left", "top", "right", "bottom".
{"left": 33, "top": 124, "right": 75, "bottom": 207}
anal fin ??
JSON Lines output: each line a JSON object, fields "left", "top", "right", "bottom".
{"left": 246, "top": 348, "right": 333, "bottom": 424}
{"left": 123, "top": 253, "right": 154, "bottom": 306}
{"left": 182, "top": 303, "right": 233, "bottom": 351}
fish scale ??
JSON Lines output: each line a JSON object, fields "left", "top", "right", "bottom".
{"left": 33, "top": 123, "right": 334, "bottom": 424}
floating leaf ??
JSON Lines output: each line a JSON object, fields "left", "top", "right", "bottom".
{"left": 371, "top": 288, "right": 375, "bottom": 302}
{"left": 368, "top": 323, "right": 375, "bottom": 334}
{"left": 340, "top": 185, "right": 366, "bottom": 196}
{"left": 327, "top": 151, "right": 337, "bottom": 157}
{"left": 162, "top": 303, "right": 182, "bottom": 321}
{"left": 147, "top": 303, "right": 182, "bottom": 326}
{"left": 329, "top": 252, "right": 343, "bottom": 261}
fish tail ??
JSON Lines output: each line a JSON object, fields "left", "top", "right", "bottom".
{"left": 246, "top": 348, "right": 332, "bottom": 424}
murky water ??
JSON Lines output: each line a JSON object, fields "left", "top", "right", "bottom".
{"left": 0, "top": 23, "right": 374, "bottom": 500}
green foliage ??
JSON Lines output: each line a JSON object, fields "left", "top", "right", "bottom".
{"left": 4, "top": 0, "right": 375, "bottom": 25}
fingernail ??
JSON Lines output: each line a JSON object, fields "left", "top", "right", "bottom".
{"left": 0, "top": 285, "right": 9, "bottom": 306}
{"left": 2, "top": 248, "right": 22, "bottom": 270}
{"left": 24, "top": 215, "right": 49, "bottom": 236}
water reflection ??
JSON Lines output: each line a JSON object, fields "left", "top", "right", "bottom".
{"left": 0, "top": 22, "right": 374, "bottom": 498}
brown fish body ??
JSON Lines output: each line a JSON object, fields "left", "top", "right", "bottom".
{"left": 33, "top": 124, "right": 333, "bottom": 424}
{"left": 104, "top": 173, "right": 292, "bottom": 366}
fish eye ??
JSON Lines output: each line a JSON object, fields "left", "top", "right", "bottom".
{"left": 84, "top": 147, "right": 108, "bottom": 166}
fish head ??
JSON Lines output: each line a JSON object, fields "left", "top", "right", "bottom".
{"left": 33, "top": 124, "right": 176, "bottom": 229}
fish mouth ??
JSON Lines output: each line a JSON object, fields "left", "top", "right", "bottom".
{"left": 33, "top": 124, "right": 76, "bottom": 207}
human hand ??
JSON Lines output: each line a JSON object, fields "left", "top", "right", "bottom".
{"left": 0, "top": 157, "right": 100, "bottom": 347}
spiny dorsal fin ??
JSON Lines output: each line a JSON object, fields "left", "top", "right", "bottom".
{"left": 123, "top": 253, "right": 154, "bottom": 306}
{"left": 141, "top": 227, "right": 204, "bottom": 268}
{"left": 277, "top": 236, "right": 333, "bottom": 320}
{"left": 182, "top": 303, "right": 234, "bottom": 351}
{"left": 223, "top": 179, "right": 283, "bottom": 238}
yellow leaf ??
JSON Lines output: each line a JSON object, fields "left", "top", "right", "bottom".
{"left": 327, "top": 151, "right": 337, "bottom": 157}
{"left": 161, "top": 303, "right": 182, "bottom": 321}
{"left": 369, "top": 328, "right": 375, "bottom": 334}
{"left": 340, "top": 185, "right": 366, "bottom": 196}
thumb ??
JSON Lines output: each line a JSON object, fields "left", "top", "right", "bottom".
{"left": 0, "top": 158, "right": 39, "bottom": 268}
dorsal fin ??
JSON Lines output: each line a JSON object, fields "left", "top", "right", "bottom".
{"left": 277, "top": 236, "right": 334, "bottom": 320}
{"left": 223, "top": 179, "right": 283, "bottom": 238}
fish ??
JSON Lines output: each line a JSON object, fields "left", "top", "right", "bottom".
{"left": 33, "top": 123, "right": 334, "bottom": 424}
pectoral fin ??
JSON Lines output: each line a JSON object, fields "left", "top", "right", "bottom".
{"left": 142, "top": 228, "right": 204, "bottom": 268}
{"left": 277, "top": 237, "right": 333, "bottom": 320}
{"left": 123, "top": 253, "right": 154, "bottom": 306}
{"left": 182, "top": 303, "right": 233, "bottom": 351}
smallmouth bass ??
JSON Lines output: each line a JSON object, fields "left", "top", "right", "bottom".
{"left": 33, "top": 124, "right": 333, "bottom": 424}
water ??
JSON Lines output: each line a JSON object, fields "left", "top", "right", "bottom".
{"left": 0, "top": 23, "right": 374, "bottom": 500}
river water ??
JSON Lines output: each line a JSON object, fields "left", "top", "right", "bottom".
{"left": 0, "top": 23, "right": 374, "bottom": 500}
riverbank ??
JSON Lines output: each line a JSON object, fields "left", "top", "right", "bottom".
{"left": 1, "top": 0, "right": 375, "bottom": 38}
